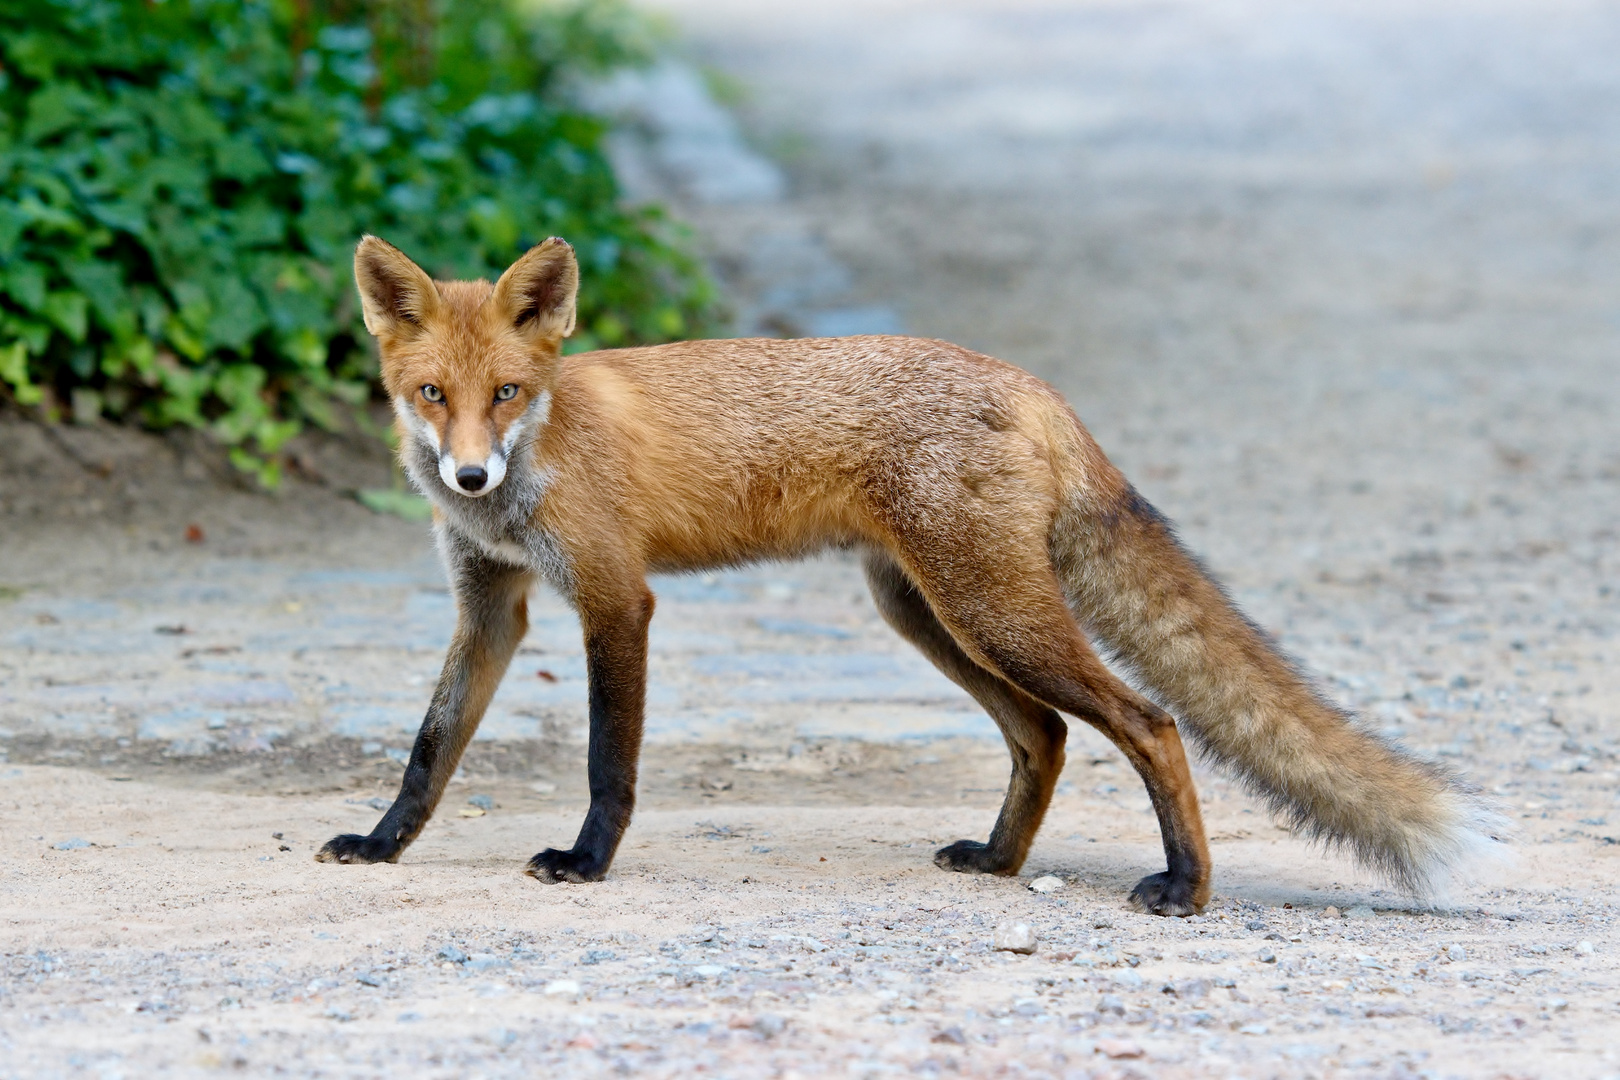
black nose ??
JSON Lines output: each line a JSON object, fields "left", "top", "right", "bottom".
{"left": 456, "top": 465, "right": 488, "bottom": 491}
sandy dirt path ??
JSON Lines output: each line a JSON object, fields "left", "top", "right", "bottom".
{"left": 5, "top": 1, "right": 1620, "bottom": 1076}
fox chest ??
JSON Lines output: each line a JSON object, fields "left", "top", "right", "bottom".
{"left": 434, "top": 490, "right": 574, "bottom": 597}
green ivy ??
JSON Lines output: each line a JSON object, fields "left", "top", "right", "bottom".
{"left": 0, "top": 0, "right": 717, "bottom": 484}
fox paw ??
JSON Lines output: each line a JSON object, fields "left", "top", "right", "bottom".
{"left": 933, "top": 839, "right": 1015, "bottom": 875}
{"left": 1128, "top": 871, "right": 1203, "bottom": 917}
{"left": 315, "top": 834, "right": 401, "bottom": 865}
{"left": 525, "top": 847, "right": 606, "bottom": 884}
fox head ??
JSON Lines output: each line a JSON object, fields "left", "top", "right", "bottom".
{"left": 353, "top": 235, "right": 578, "bottom": 498}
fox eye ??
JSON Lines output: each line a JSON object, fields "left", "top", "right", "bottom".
{"left": 495, "top": 383, "right": 519, "bottom": 402}
{"left": 420, "top": 385, "right": 444, "bottom": 403}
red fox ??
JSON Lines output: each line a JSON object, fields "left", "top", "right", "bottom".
{"left": 317, "top": 236, "right": 1501, "bottom": 915}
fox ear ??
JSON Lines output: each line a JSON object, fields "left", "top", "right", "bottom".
{"left": 354, "top": 236, "right": 440, "bottom": 337}
{"left": 491, "top": 237, "right": 578, "bottom": 343}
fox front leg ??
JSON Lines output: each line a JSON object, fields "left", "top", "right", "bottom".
{"left": 316, "top": 538, "right": 533, "bottom": 865}
{"left": 526, "top": 584, "right": 653, "bottom": 883}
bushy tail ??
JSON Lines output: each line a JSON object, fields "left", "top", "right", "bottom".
{"left": 1051, "top": 484, "right": 1505, "bottom": 897}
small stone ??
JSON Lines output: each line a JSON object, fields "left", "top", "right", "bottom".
{"left": 1345, "top": 904, "right": 1376, "bottom": 921}
{"left": 1245, "top": 919, "right": 1267, "bottom": 931}
{"left": 931, "top": 1025, "right": 966, "bottom": 1045}
{"left": 1577, "top": 940, "right": 1595, "bottom": 955}
{"left": 356, "top": 971, "right": 383, "bottom": 987}
{"left": 1323, "top": 906, "right": 1341, "bottom": 918}
{"left": 544, "top": 979, "right": 582, "bottom": 997}
{"left": 752, "top": 1013, "right": 786, "bottom": 1038}
{"left": 993, "top": 921, "right": 1038, "bottom": 954}
{"left": 52, "top": 838, "right": 91, "bottom": 850}
{"left": 1257, "top": 948, "right": 1277, "bottom": 963}
{"left": 467, "top": 794, "right": 494, "bottom": 811}
{"left": 530, "top": 781, "right": 556, "bottom": 794}
{"left": 1445, "top": 944, "right": 1466, "bottom": 963}
{"left": 580, "top": 949, "right": 616, "bottom": 965}
{"left": 1095, "top": 1038, "right": 1143, "bottom": 1059}
{"left": 457, "top": 807, "right": 485, "bottom": 818}
{"left": 438, "top": 944, "right": 468, "bottom": 964}
{"left": 565, "top": 1032, "right": 597, "bottom": 1049}
{"left": 1028, "top": 875, "right": 1064, "bottom": 894}
{"left": 1099, "top": 994, "right": 1126, "bottom": 1016}
{"left": 1170, "top": 978, "right": 1210, "bottom": 1000}
{"left": 693, "top": 964, "right": 726, "bottom": 978}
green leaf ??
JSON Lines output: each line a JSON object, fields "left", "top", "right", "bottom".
{"left": 4, "top": 261, "right": 47, "bottom": 311}
{"left": 356, "top": 488, "right": 434, "bottom": 522}
{"left": 41, "top": 290, "right": 88, "bottom": 342}
{"left": 0, "top": 340, "right": 42, "bottom": 405}
{"left": 23, "top": 84, "right": 96, "bottom": 142}
{"left": 1, "top": 314, "right": 52, "bottom": 356}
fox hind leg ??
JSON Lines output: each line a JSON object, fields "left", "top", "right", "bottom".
{"left": 864, "top": 552, "right": 1067, "bottom": 876}
{"left": 317, "top": 536, "right": 532, "bottom": 865}
{"left": 886, "top": 539, "right": 1212, "bottom": 915}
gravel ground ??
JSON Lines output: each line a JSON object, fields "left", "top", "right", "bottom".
{"left": 4, "top": 1, "right": 1620, "bottom": 1076}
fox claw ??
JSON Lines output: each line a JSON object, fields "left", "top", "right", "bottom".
{"left": 933, "top": 839, "right": 1016, "bottom": 875}
{"left": 1128, "top": 871, "right": 1202, "bottom": 917}
{"left": 525, "top": 847, "right": 606, "bottom": 883}
{"left": 315, "top": 833, "right": 401, "bottom": 865}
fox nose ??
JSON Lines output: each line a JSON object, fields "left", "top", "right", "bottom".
{"left": 455, "top": 465, "right": 488, "bottom": 492}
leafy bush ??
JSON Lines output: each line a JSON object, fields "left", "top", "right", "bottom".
{"left": 0, "top": 0, "right": 716, "bottom": 483}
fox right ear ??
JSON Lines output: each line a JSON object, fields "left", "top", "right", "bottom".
{"left": 354, "top": 236, "right": 440, "bottom": 338}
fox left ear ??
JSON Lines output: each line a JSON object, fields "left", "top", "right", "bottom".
{"left": 491, "top": 238, "right": 578, "bottom": 344}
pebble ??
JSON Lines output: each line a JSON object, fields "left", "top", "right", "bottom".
{"left": 1345, "top": 904, "right": 1376, "bottom": 921}
{"left": 931, "top": 1025, "right": 966, "bottom": 1045}
{"left": 467, "top": 794, "right": 495, "bottom": 811}
{"left": 530, "top": 781, "right": 557, "bottom": 794}
{"left": 544, "top": 979, "right": 582, "bottom": 997}
{"left": 1323, "top": 906, "right": 1341, "bottom": 918}
{"left": 52, "top": 838, "right": 91, "bottom": 850}
{"left": 1095, "top": 1038, "right": 1144, "bottom": 1059}
{"left": 993, "top": 921, "right": 1038, "bottom": 954}
{"left": 1577, "top": 940, "right": 1595, "bottom": 955}
{"left": 1446, "top": 945, "right": 1466, "bottom": 962}
{"left": 1028, "top": 875, "right": 1064, "bottom": 894}
{"left": 438, "top": 945, "right": 468, "bottom": 964}
{"left": 752, "top": 1013, "right": 786, "bottom": 1038}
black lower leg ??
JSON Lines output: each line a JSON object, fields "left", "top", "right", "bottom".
{"left": 317, "top": 724, "right": 442, "bottom": 864}
{"left": 528, "top": 591, "right": 649, "bottom": 884}
{"left": 317, "top": 543, "right": 531, "bottom": 867}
